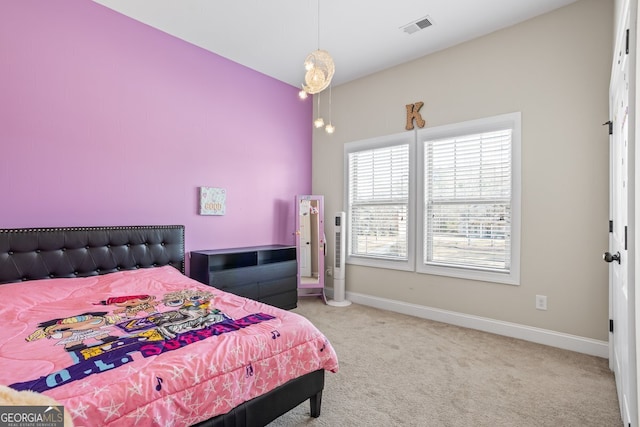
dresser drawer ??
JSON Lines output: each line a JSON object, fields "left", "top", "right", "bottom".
{"left": 208, "top": 260, "right": 296, "bottom": 287}
{"left": 258, "top": 275, "right": 297, "bottom": 298}
{"left": 260, "top": 290, "right": 298, "bottom": 310}
{"left": 215, "top": 282, "right": 259, "bottom": 300}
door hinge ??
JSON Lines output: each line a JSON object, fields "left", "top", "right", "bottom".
{"left": 610, "top": 319, "right": 614, "bottom": 333}
{"left": 626, "top": 29, "right": 630, "bottom": 54}
{"left": 603, "top": 120, "right": 612, "bottom": 135}
{"left": 625, "top": 225, "right": 628, "bottom": 250}
{"left": 609, "top": 220, "right": 613, "bottom": 233}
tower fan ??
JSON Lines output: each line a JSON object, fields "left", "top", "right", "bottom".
{"left": 327, "top": 211, "right": 351, "bottom": 307}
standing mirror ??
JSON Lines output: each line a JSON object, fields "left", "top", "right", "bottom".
{"left": 295, "top": 195, "right": 326, "bottom": 303}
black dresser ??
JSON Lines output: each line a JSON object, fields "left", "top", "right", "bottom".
{"left": 189, "top": 245, "right": 297, "bottom": 310}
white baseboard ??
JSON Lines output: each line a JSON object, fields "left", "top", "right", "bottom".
{"left": 324, "top": 288, "right": 608, "bottom": 358}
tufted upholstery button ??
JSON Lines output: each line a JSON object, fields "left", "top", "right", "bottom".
{"left": 126, "top": 244, "right": 131, "bottom": 247}
{"left": 74, "top": 271, "right": 79, "bottom": 275}
{"left": 8, "top": 251, "right": 13, "bottom": 255}
{"left": 145, "top": 242, "right": 149, "bottom": 246}
{"left": 85, "top": 245, "right": 90, "bottom": 249}
{"left": 49, "top": 274, "right": 55, "bottom": 278}
{"left": 61, "top": 248, "right": 66, "bottom": 252}
{"left": 107, "top": 244, "right": 111, "bottom": 248}
{"left": 36, "top": 249, "right": 41, "bottom": 253}
{"left": 96, "top": 268, "right": 101, "bottom": 273}
{"left": 161, "top": 242, "right": 165, "bottom": 246}
{"left": 117, "top": 266, "right": 121, "bottom": 270}
{"left": 22, "top": 277, "right": 27, "bottom": 281}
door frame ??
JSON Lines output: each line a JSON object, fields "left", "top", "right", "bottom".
{"left": 633, "top": 0, "right": 640, "bottom": 422}
{"left": 611, "top": 1, "right": 638, "bottom": 425}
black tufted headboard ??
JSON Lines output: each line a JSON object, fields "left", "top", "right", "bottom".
{"left": 0, "top": 225, "right": 185, "bottom": 285}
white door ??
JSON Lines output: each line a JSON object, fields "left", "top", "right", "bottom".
{"left": 608, "top": 1, "right": 637, "bottom": 424}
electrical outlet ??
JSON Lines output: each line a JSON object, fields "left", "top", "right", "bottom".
{"left": 535, "top": 295, "right": 547, "bottom": 311}
{"left": 326, "top": 267, "right": 333, "bottom": 276}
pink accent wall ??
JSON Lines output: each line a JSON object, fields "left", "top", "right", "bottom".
{"left": 0, "top": 1, "right": 312, "bottom": 257}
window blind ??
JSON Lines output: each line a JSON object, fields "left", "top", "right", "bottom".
{"left": 348, "top": 144, "right": 409, "bottom": 260}
{"left": 424, "top": 129, "right": 512, "bottom": 271}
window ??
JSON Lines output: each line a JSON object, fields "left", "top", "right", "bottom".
{"left": 344, "top": 132, "right": 415, "bottom": 271}
{"left": 417, "top": 113, "right": 520, "bottom": 284}
{"left": 344, "top": 113, "right": 520, "bottom": 284}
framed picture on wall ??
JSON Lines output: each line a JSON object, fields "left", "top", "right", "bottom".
{"left": 199, "top": 187, "right": 226, "bottom": 215}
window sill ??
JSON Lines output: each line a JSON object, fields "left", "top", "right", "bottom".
{"left": 417, "top": 263, "right": 520, "bottom": 285}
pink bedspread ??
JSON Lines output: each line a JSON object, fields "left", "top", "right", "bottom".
{"left": 0, "top": 266, "right": 338, "bottom": 426}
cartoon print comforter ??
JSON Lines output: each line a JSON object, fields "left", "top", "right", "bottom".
{"left": 0, "top": 265, "right": 339, "bottom": 426}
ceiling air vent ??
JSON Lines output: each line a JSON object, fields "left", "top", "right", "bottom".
{"left": 401, "top": 15, "right": 433, "bottom": 35}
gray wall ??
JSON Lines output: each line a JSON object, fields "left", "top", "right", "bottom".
{"left": 313, "top": 0, "right": 613, "bottom": 341}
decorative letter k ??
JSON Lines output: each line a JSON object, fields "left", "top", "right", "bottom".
{"left": 405, "top": 102, "right": 426, "bottom": 130}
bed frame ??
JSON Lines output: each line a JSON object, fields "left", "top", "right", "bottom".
{"left": 0, "top": 225, "right": 324, "bottom": 427}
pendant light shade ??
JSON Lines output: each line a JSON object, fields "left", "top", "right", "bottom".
{"left": 302, "top": 49, "right": 335, "bottom": 94}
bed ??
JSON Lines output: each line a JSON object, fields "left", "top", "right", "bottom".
{"left": 0, "top": 225, "right": 338, "bottom": 427}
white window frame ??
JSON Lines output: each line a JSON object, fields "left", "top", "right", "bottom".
{"left": 344, "top": 132, "right": 416, "bottom": 272}
{"left": 416, "top": 112, "right": 521, "bottom": 285}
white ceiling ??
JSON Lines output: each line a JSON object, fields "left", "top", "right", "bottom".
{"left": 93, "top": 0, "right": 578, "bottom": 88}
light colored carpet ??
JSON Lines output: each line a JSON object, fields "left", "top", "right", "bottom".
{"left": 268, "top": 298, "right": 621, "bottom": 427}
